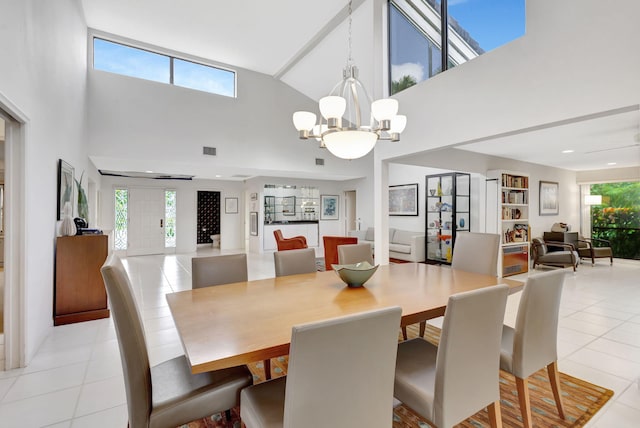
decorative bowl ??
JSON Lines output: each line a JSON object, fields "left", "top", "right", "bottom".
{"left": 331, "top": 261, "right": 379, "bottom": 288}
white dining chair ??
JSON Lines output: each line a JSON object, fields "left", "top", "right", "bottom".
{"left": 413, "top": 232, "right": 501, "bottom": 339}
{"left": 337, "top": 242, "right": 373, "bottom": 265}
{"left": 500, "top": 269, "right": 566, "bottom": 428}
{"left": 240, "top": 306, "right": 402, "bottom": 428}
{"left": 451, "top": 232, "right": 500, "bottom": 276}
{"left": 101, "top": 254, "right": 253, "bottom": 428}
{"left": 274, "top": 247, "right": 317, "bottom": 277}
{"left": 394, "top": 284, "right": 509, "bottom": 428}
{"left": 192, "top": 253, "right": 248, "bottom": 288}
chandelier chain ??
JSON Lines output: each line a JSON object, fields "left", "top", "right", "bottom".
{"left": 347, "top": 0, "right": 353, "bottom": 67}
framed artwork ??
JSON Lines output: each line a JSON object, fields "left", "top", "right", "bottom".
{"left": 250, "top": 211, "right": 258, "bottom": 236}
{"left": 250, "top": 192, "right": 258, "bottom": 201}
{"left": 320, "top": 195, "right": 339, "bottom": 220}
{"left": 539, "top": 181, "right": 559, "bottom": 215}
{"left": 57, "top": 159, "right": 74, "bottom": 220}
{"left": 225, "top": 197, "right": 239, "bottom": 214}
{"left": 281, "top": 196, "right": 296, "bottom": 216}
{"left": 389, "top": 183, "right": 419, "bottom": 216}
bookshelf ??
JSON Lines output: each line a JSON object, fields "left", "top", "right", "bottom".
{"left": 486, "top": 170, "right": 530, "bottom": 277}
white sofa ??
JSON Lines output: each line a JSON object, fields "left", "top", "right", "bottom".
{"left": 349, "top": 227, "right": 425, "bottom": 262}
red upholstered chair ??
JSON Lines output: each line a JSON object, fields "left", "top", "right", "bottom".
{"left": 274, "top": 229, "right": 308, "bottom": 251}
{"left": 323, "top": 236, "right": 358, "bottom": 270}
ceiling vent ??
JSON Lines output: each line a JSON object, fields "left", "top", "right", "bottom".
{"left": 315, "top": 158, "right": 325, "bottom": 166}
{"left": 203, "top": 146, "right": 217, "bottom": 156}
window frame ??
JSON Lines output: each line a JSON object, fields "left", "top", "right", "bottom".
{"left": 89, "top": 30, "right": 237, "bottom": 98}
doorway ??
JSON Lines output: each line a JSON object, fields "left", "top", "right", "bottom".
{"left": 125, "top": 187, "right": 167, "bottom": 256}
{"left": 197, "top": 191, "right": 221, "bottom": 246}
{"left": 0, "top": 94, "right": 27, "bottom": 370}
{"left": 344, "top": 190, "right": 357, "bottom": 233}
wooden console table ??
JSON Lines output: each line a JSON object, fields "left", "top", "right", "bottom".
{"left": 54, "top": 235, "right": 110, "bottom": 325}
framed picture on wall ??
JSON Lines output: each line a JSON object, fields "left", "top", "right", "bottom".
{"left": 57, "top": 159, "right": 74, "bottom": 220}
{"left": 539, "top": 181, "right": 559, "bottom": 215}
{"left": 389, "top": 183, "right": 419, "bottom": 216}
{"left": 320, "top": 195, "right": 339, "bottom": 220}
{"left": 225, "top": 197, "right": 239, "bottom": 214}
{"left": 250, "top": 211, "right": 258, "bottom": 236}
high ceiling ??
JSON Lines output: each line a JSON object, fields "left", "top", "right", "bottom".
{"left": 80, "top": 0, "right": 640, "bottom": 176}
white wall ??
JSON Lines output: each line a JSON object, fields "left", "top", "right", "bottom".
{"left": 397, "top": 149, "right": 580, "bottom": 238}
{"left": 98, "top": 176, "right": 245, "bottom": 253}
{"left": 576, "top": 167, "right": 640, "bottom": 184}
{"left": 0, "top": 0, "right": 90, "bottom": 363}
{"left": 388, "top": 163, "right": 486, "bottom": 234}
{"left": 378, "top": 0, "right": 640, "bottom": 162}
{"left": 86, "top": 51, "right": 373, "bottom": 182}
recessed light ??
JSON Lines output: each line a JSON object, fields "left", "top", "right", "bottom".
{"left": 215, "top": 174, "right": 222, "bottom": 178}
{"left": 145, "top": 170, "right": 153, "bottom": 173}
{"left": 561, "top": 149, "right": 574, "bottom": 154}
{"left": 607, "top": 162, "right": 617, "bottom": 166}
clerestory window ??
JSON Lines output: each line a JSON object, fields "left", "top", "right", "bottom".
{"left": 92, "top": 37, "right": 236, "bottom": 98}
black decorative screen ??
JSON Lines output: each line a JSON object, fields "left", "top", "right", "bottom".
{"left": 197, "top": 191, "right": 221, "bottom": 244}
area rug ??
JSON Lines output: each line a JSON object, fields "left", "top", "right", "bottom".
{"left": 183, "top": 325, "right": 613, "bottom": 428}
{"left": 315, "top": 257, "right": 325, "bottom": 271}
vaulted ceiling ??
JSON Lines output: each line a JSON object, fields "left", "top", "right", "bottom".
{"left": 81, "top": 0, "right": 640, "bottom": 175}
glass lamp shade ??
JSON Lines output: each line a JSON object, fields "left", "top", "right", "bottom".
{"left": 292, "top": 111, "right": 317, "bottom": 131}
{"left": 371, "top": 99, "right": 399, "bottom": 121}
{"left": 323, "top": 130, "right": 377, "bottom": 160}
{"left": 390, "top": 115, "right": 407, "bottom": 133}
{"left": 319, "top": 96, "right": 346, "bottom": 119}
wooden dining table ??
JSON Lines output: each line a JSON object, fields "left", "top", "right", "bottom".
{"left": 166, "top": 262, "right": 523, "bottom": 374}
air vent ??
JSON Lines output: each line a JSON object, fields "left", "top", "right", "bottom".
{"left": 315, "top": 158, "right": 325, "bottom": 166}
{"left": 203, "top": 146, "right": 217, "bottom": 156}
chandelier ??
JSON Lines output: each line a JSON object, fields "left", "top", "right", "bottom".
{"left": 292, "top": 0, "right": 407, "bottom": 160}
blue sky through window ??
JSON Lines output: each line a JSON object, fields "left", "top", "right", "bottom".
{"left": 174, "top": 59, "right": 235, "bottom": 97}
{"left": 93, "top": 38, "right": 236, "bottom": 97}
{"left": 93, "top": 38, "right": 169, "bottom": 83}
{"left": 390, "top": 0, "right": 525, "bottom": 92}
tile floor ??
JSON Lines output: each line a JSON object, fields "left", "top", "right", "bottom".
{"left": 0, "top": 247, "right": 638, "bottom": 427}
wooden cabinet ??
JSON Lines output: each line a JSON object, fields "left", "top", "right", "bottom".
{"left": 54, "top": 235, "right": 110, "bottom": 325}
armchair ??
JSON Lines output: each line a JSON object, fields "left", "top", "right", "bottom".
{"left": 577, "top": 237, "right": 613, "bottom": 265}
{"left": 531, "top": 237, "right": 579, "bottom": 272}
{"left": 273, "top": 229, "right": 307, "bottom": 251}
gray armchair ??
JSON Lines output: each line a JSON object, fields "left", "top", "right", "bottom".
{"left": 577, "top": 237, "right": 613, "bottom": 265}
{"left": 531, "top": 237, "right": 579, "bottom": 271}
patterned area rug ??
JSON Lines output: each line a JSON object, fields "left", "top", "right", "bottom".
{"left": 315, "top": 257, "right": 325, "bottom": 272}
{"left": 183, "top": 323, "right": 613, "bottom": 428}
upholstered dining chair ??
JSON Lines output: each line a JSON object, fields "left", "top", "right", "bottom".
{"left": 337, "top": 242, "right": 374, "bottom": 265}
{"left": 411, "top": 232, "right": 500, "bottom": 340}
{"left": 273, "top": 229, "right": 308, "bottom": 251}
{"left": 451, "top": 232, "right": 500, "bottom": 276}
{"left": 100, "top": 254, "right": 253, "bottom": 428}
{"left": 500, "top": 269, "right": 566, "bottom": 428}
{"left": 192, "top": 253, "right": 248, "bottom": 288}
{"left": 322, "top": 235, "right": 358, "bottom": 270}
{"left": 274, "top": 248, "right": 317, "bottom": 277}
{"left": 394, "top": 284, "right": 509, "bottom": 428}
{"left": 240, "top": 306, "right": 402, "bottom": 428}
{"left": 191, "top": 253, "right": 273, "bottom": 379}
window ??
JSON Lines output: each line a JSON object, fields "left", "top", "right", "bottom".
{"left": 165, "top": 190, "right": 177, "bottom": 248}
{"left": 93, "top": 37, "right": 236, "bottom": 97}
{"left": 114, "top": 188, "right": 128, "bottom": 250}
{"left": 389, "top": 0, "right": 525, "bottom": 94}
